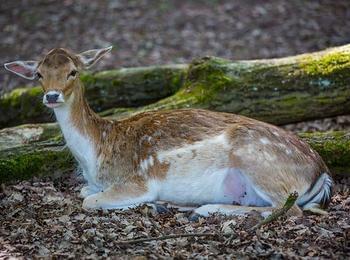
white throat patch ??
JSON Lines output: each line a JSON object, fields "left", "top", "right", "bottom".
{"left": 53, "top": 94, "right": 97, "bottom": 185}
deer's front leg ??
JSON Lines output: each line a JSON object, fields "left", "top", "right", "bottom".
{"left": 82, "top": 182, "right": 157, "bottom": 209}
{"left": 80, "top": 185, "right": 101, "bottom": 198}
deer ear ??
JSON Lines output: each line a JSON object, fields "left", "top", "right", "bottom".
{"left": 77, "top": 46, "right": 112, "bottom": 68}
{"left": 4, "top": 60, "right": 38, "bottom": 80}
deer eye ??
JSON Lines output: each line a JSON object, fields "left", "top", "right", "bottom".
{"left": 36, "top": 72, "right": 43, "bottom": 80}
{"left": 68, "top": 70, "right": 78, "bottom": 79}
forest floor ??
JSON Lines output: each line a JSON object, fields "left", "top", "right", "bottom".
{"left": 0, "top": 174, "right": 349, "bottom": 259}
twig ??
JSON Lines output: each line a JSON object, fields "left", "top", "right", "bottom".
{"left": 116, "top": 232, "right": 217, "bottom": 245}
{"left": 250, "top": 191, "right": 299, "bottom": 231}
{"left": 225, "top": 192, "right": 299, "bottom": 245}
{"left": 148, "top": 217, "right": 164, "bottom": 235}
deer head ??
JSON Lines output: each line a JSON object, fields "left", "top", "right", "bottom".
{"left": 4, "top": 47, "right": 112, "bottom": 108}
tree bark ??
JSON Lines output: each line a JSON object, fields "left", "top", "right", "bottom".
{"left": 298, "top": 131, "right": 350, "bottom": 176}
{"left": 0, "top": 123, "right": 349, "bottom": 182}
{"left": 0, "top": 65, "right": 186, "bottom": 128}
{"left": 1, "top": 45, "right": 350, "bottom": 128}
{"left": 117, "top": 44, "right": 350, "bottom": 125}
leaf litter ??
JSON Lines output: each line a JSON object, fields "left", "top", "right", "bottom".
{"left": 0, "top": 173, "right": 349, "bottom": 259}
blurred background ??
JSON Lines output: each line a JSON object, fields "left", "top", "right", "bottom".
{"left": 1, "top": 0, "right": 350, "bottom": 93}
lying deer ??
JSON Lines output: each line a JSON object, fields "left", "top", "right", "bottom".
{"left": 4, "top": 47, "right": 332, "bottom": 218}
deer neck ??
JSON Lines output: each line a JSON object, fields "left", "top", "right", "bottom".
{"left": 53, "top": 81, "right": 102, "bottom": 182}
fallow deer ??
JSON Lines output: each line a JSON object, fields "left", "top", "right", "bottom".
{"left": 4, "top": 47, "right": 333, "bottom": 218}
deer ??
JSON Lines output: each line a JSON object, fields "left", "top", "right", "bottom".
{"left": 4, "top": 47, "right": 333, "bottom": 219}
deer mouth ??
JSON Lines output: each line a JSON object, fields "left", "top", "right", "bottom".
{"left": 44, "top": 102, "right": 64, "bottom": 108}
{"left": 43, "top": 91, "right": 65, "bottom": 108}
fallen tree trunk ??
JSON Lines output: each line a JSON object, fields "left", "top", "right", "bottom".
{"left": 298, "top": 131, "right": 350, "bottom": 176}
{"left": 0, "top": 65, "right": 186, "bottom": 128}
{"left": 1, "top": 45, "right": 350, "bottom": 128}
{"left": 0, "top": 123, "right": 349, "bottom": 182}
{"left": 121, "top": 44, "right": 350, "bottom": 125}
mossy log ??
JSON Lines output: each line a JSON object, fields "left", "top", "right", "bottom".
{"left": 298, "top": 131, "right": 350, "bottom": 176}
{"left": 0, "top": 65, "right": 186, "bottom": 128}
{"left": 0, "top": 123, "right": 349, "bottom": 182}
{"left": 2, "top": 45, "right": 350, "bottom": 128}
{"left": 109, "top": 44, "right": 350, "bottom": 125}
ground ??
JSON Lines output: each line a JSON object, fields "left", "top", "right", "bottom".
{"left": 1, "top": 1, "right": 350, "bottom": 258}
{"left": 0, "top": 174, "right": 349, "bottom": 258}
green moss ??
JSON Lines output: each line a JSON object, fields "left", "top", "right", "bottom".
{"left": 80, "top": 72, "right": 97, "bottom": 85}
{"left": 301, "top": 52, "right": 350, "bottom": 76}
{"left": 21, "top": 87, "right": 45, "bottom": 118}
{"left": 0, "top": 86, "right": 51, "bottom": 128}
{"left": 5, "top": 86, "right": 43, "bottom": 107}
{"left": 37, "top": 123, "right": 63, "bottom": 142}
{"left": 0, "top": 147, "right": 74, "bottom": 183}
{"left": 299, "top": 131, "right": 350, "bottom": 175}
{"left": 27, "top": 86, "right": 43, "bottom": 96}
{"left": 175, "top": 57, "right": 234, "bottom": 105}
{"left": 100, "top": 107, "right": 138, "bottom": 119}
{"left": 80, "top": 66, "right": 187, "bottom": 112}
{"left": 6, "top": 88, "right": 27, "bottom": 106}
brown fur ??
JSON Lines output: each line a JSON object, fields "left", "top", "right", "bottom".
{"left": 226, "top": 122, "right": 327, "bottom": 204}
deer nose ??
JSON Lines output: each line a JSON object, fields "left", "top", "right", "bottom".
{"left": 46, "top": 93, "right": 59, "bottom": 103}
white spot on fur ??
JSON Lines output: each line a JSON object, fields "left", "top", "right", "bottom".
{"left": 158, "top": 133, "right": 230, "bottom": 163}
{"left": 102, "top": 131, "right": 106, "bottom": 138}
{"left": 285, "top": 149, "right": 292, "bottom": 155}
{"left": 273, "top": 131, "right": 280, "bottom": 137}
{"left": 260, "top": 137, "right": 270, "bottom": 145}
{"left": 140, "top": 156, "right": 154, "bottom": 174}
{"left": 262, "top": 151, "right": 277, "bottom": 162}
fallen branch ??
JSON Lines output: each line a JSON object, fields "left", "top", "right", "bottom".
{"left": 116, "top": 232, "right": 217, "bottom": 245}
{"left": 224, "top": 192, "right": 299, "bottom": 245}
{"left": 250, "top": 191, "right": 299, "bottom": 231}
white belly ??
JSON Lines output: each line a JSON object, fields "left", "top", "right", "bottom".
{"left": 154, "top": 133, "right": 272, "bottom": 206}
{"left": 157, "top": 167, "right": 271, "bottom": 206}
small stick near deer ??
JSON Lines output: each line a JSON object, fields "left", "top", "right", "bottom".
{"left": 4, "top": 47, "right": 333, "bottom": 219}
